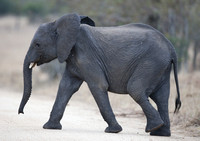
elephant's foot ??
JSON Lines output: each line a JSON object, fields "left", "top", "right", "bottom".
{"left": 105, "top": 124, "right": 122, "bottom": 133}
{"left": 150, "top": 125, "right": 171, "bottom": 136}
{"left": 145, "top": 118, "right": 164, "bottom": 132}
{"left": 43, "top": 120, "right": 62, "bottom": 130}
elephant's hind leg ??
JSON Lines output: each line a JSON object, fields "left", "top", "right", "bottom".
{"left": 150, "top": 80, "right": 171, "bottom": 136}
{"left": 127, "top": 80, "right": 164, "bottom": 133}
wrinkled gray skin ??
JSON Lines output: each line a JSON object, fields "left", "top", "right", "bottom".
{"left": 19, "top": 13, "right": 181, "bottom": 137}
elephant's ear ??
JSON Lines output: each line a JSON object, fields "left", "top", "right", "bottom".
{"left": 80, "top": 16, "right": 95, "bottom": 26}
{"left": 56, "top": 13, "right": 80, "bottom": 63}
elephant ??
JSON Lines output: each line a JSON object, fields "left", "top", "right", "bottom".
{"left": 18, "top": 13, "right": 181, "bottom": 137}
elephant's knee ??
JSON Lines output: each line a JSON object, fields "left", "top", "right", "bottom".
{"left": 129, "top": 93, "right": 143, "bottom": 103}
{"left": 127, "top": 86, "right": 144, "bottom": 103}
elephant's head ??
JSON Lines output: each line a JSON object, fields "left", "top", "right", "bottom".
{"left": 18, "top": 13, "right": 95, "bottom": 114}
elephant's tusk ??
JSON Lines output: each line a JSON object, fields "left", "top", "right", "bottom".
{"left": 29, "top": 62, "right": 37, "bottom": 69}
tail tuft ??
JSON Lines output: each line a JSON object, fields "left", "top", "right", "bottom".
{"left": 18, "top": 107, "right": 24, "bottom": 114}
{"left": 174, "top": 97, "right": 181, "bottom": 114}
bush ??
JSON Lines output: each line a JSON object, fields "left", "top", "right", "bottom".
{"left": 23, "top": 2, "right": 47, "bottom": 16}
{"left": 166, "top": 35, "right": 189, "bottom": 70}
{"left": 0, "top": 0, "right": 13, "bottom": 15}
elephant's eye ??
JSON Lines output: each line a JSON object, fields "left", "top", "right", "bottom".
{"left": 35, "top": 43, "right": 40, "bottom": 48}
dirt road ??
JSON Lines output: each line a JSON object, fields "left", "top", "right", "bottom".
{"left": 0, "top": 89, "right": 198, "bottom": 141}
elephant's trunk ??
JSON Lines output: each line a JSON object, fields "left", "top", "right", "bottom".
{"left": 18, "top": 55, "right": 33, "bottom": 114}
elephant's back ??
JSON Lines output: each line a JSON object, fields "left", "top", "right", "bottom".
{"left": 89, "top": 23, "right": 153, "bottom": 39}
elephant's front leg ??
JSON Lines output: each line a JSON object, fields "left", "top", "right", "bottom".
{"left": 88, "top": 84, "right": 122, "bottom": 133}
{"left": 43, "top": 70, "right": 82, "bottom": 129}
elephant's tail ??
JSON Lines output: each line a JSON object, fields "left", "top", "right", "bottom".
{"left": 172, "top": 56, "right": 181, "bottom": 114}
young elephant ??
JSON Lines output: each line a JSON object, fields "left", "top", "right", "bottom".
{"left": 18, "top": 13, "right": 181, "bottom": 136}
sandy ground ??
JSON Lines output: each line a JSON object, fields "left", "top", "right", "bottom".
{"left": 0, "top": 89, "right": 199, "bottom": 141}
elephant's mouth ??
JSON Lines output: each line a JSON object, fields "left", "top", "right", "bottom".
{"left": 37, "top": 62, "right": 44, "bottom": 66}
{"left": 29, "top": 61, "right": 44, "bottom": 69}
{"left": 29, "top": 55, "right": 44, "bottom": 69}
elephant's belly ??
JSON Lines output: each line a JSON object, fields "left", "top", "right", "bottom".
{"left": 108, "top": 83, "right": 129, "bottom": 94}
{"left": 108, "top": 87, "right": 128, "bottom": 94}
{"left": 107, "top": 75, "right": 130, "bottom": 94}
